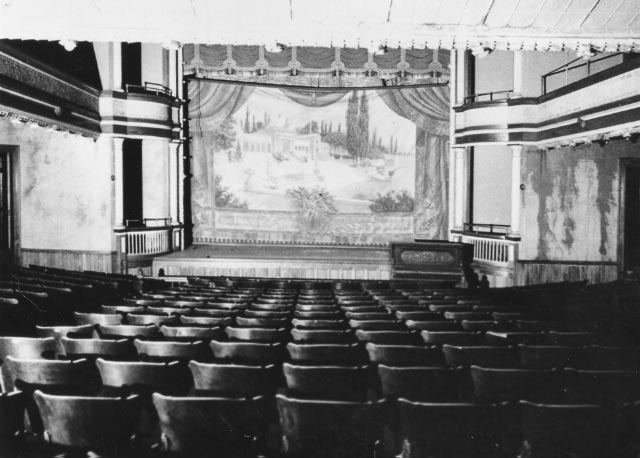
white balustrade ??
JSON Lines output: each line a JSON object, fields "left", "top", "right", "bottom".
{"left": 125, "top": 228, "right": 171, "bottom": 256}
{"left": 460, "top": 235, "right": 519, "bottom": 267}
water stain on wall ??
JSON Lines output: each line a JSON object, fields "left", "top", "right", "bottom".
{"left": 528, "top": 144, "right": 617, "bottom": 261}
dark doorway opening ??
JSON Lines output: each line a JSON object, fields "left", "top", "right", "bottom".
{"left": 623, "top": 162, "right": 640, "bottom": 273}
{"left": 121, "top": 42, "right": 141, "bottom": 88}
{"left": 122, "top": 139, "right": 143, "bottom": 227}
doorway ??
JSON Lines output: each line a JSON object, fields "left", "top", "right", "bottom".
{"left": 621, "top": 160, "right": 640, "bottom": 274}
{"left": 0, "top": 147, "right": 16, "bottom": 267}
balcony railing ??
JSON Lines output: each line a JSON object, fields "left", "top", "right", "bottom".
{"left": 460, "top": 234, "right": 519, "bottom": 268}
{"left": 462, "top": 223, "right": 512, "bottom": 237}
{"left": 125, "top": 228, "right": 172, "bottom": 256}
{"left": 541, "top": 52, "right": 627, "bottom": 95}
{"left": 463, "top": 90, "right": 514, "bottom": 104}
{"left": 125, "top": 82, "right": 173, "bottom": 97}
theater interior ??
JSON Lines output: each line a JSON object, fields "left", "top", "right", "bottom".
{"left": 0, "top": 1, "right": 640, "bottom": 457}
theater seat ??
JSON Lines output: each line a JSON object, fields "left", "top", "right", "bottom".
{"left": 189, "top": 361, "right": 277, "bottom": 396}
{"left": 276, "top": 393, "right": 382, "bottom": 458}
{"left": 134, "top": 339, "right": 212, "bottom": 362}
{"left": 365, "top": 343, "right": 445, "bottom": 366}
{"left": 210, "top": 341, "right": 284, "bottom": 364}
{"left": 421, "top": 331, "right": 485, "bottom": 346}
{"left": 126, "top": 313, "right": 180, "bottom": 326}
{"left": 61, "top": 336, "right": 135, "bottom": 361}
{"left": 377, "top": 365, "right": 461, "bottom": 402}
{"left": 291, "top": 318, "right": 346, "bottom": 329}
{"left": 5, "top": 356, "right": 98, "bottom": 395}
{"left": 33, "top": 390, "right": 142, "bottom": 456}
{"left": 470, "top": 366, "right": 563, "bottom": 403}
{"left": 355, "top": 330, "right": 418, "bottom": 345}
{"left": 236, "top": 316, "right": 289, "bottom": 328}
{"left": 282, "top": 363, "right": 370, "bottom": 400}
{"left": 152, "top": 393, "right": 266, "bottom": 458}
{"left": 73, "top": 312, "right": 122, "bottom": 326}
{"left": 287, "top": 342, "right": 367, "bottom": 365}
{"left": 442, "top": 345, "right": 518, "bottom": 368}
{"left": 96, "top": 324, "right": 160, "bottom": 339}
{"left": 226, "top": 326, "right": 288, "bottom": 342}
{"left": 397, "top": 399, "right": 501, "bottom": 458}
{"left": 519, "top": 345, "right": 589, "bottom": 369}
{"left": 562, "top": 368, "right": 640, "bottom": 404}
{"left": 160, "top": 325, "right": 226, "bottom": 340}
{"left": 181, "top": 315, "right": 234, "bottom": 327}
{"left": 96, "top": 358, "right": 191, "bottom": 396}
{"left": 291, "top": 328, "right": 354, "bottom": 343}
{"left": 520, "top": 401, "right": 628, "bottom": 458}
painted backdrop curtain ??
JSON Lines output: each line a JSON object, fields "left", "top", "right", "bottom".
{"left": 188, "top": 80, "right": 450, "bottom": 242}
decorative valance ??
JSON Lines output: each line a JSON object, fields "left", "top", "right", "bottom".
{"left": 184, "top": 44, "right": 449, "bottom": 87}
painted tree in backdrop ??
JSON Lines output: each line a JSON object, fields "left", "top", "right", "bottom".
{"left": 357, "top": 91, "right": 369, "bottom": 160}
{"left": 346, "top": 90, "right": 360, "bottom": 160}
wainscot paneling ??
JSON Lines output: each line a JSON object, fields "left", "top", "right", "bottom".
{"left": 515, "top": 260, "right": 618, "bottom": 286}
{"left": 20, "top": 249, "right": 117, "bottom": 273}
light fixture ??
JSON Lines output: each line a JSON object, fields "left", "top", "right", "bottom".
{"left": 576, "top": 44, "right": 596, "bottom": 60}
{"left": 265, "top": 42, "right": 285, "bottom": 53}
{"left": 58, "top": 39, "right": 77, "bottom": 52}
{"left": 471, "top": 45, "right": 492, "bottom": 58}
{"left": 161, "top": 41, "right": 181, "bottom": 51}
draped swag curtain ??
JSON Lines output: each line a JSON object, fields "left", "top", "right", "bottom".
{"left": 188, "top": 79, "right": 450, "bottom": 240}
{"left": 184, "top": 44, "right": 450, "bottom": 87}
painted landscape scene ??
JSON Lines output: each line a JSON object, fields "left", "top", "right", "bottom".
{"left": 207, "top": 87, "right": 416, "bottom": 215}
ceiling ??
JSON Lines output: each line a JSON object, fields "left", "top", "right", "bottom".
{"left": 0, "top": 0, "right": 639, "bottom": 52}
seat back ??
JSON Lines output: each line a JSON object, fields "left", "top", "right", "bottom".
{"left": 181, "top": 315, "right": 233, "bottom": 326}
{"left": 152, "top": 393, "right": 265, "bottom": 457}
{"left": 160, "top": 325, "right": 225, "bottom": 339}
{"left": 355, "top": 330, "right": 418, "bottom": 345}
{"left": 97, "top": 324, "right": 160, "bottom": 339}
{"left": 283, "top": 363, "right": 369, "bottom": 400}
{"left": 291, "top": 318, "right": 345, "bottom": 329}
{"left": 210, "top": 341, "right": 283, "bottom": 364}
{"left": 286, "top": 343, "right": 366, "bottom": 365}
{"left": 276, "top": 394, "right": 381, "bottom": 458}
{"left": 442, "top": 345, "right": 518, "bottom": 368}
{"left": 291, "top": 329, "right": 354, "bottom": 343}
{"left": 126, "top": 313, "right": 180, "bottom": 326}
{"left": 134, "top": 339, "right": 212, "bottom": 362}
{"left": 34, "top": 390, "right": 142, "bottom": 453}
{"left": 520, "top": 401, "right": 625, "bottom": 458}
{"left": 470, "top": 366, "right": 563, "bottom": 403}
{"left": 563, "top": 368, "right": 640, "bottom": 404}
{"left": 95, "top": 358, "right": 191, "bottom": 395}
{"left": 365, "top": 343, "right": 444, "bottom": 366}
{"left": 5, "top": 356, "right": 97, "bottom": 395}
{"left": 398, "top": 399, "right": 500, "bottom": 458}
{"left": 226, "top": 326, "right": 288, "bottom": 342}
{"left": 61, "top": 337, "right": 135, "bottom": 361}
{"left": 235, "top": 316, "right": 289, "bottom": 328}
{"left": 74, "top": 312, "right": 122, "bottom": 326}
{"left": 189, "top": 361, "right": 277, "bottom": 396}
{"left": 378, "top": 365, "right": 461, "bottom": 401}
{"left": 405, "top": 320, "right": 461, "bottom": 331}
{"left": 421, "top": 331, "right": 485, "bottom": 346}
{"left": 519, "top": 345, "right": 588, "bottom": 369}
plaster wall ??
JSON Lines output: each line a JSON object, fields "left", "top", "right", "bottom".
{"left": 0, "top": 119, "right": 114, "bottom": 252}
{"left": 474, "top": 50, "right": 513, "bottom": 95}
{"left": 473, "top": 145, "right": 512, "bottom": 225}
{"left": 142, "top": 138, "right": 170, "bottom": 220}
{"left": 521, "top": 139, "right": 640, "bottom": 262}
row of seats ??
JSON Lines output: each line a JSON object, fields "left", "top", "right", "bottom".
{"left": 5, "top": 352, "right": 640, "bottom": 404}
{"left": 3, "top": 390, "right": 639, "bottom": 458}
{"left": 5, "top": 332, "right": 637, "bottom": 371}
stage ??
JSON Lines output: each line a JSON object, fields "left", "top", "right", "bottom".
{"left": 151, "top": 241, "right": 468, "bottom": 283}
{"left": 152, "top": 243, "right": 392, "bottom": 280}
